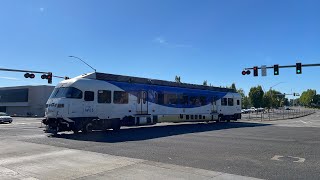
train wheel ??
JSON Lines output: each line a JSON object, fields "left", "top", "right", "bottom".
{"left": 72, "top": 129, "right": 79, "bottom": 134}
{"left": 83, "top": 123, "right": 93, "bottom": 133}
{"left": 112, "top": 120, "right": 121, "bottom": 132}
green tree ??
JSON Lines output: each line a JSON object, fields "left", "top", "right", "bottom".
{"left": 242, "top": 96, "right": 251, "bottom": 109}
{"left": 230, "top": 83, "right": 237, "bottom": 91}
{"left": 263, "top": 89, "right": 286, "bottom": 108}
{"left": 300, "top": 89, "right": 316, "bottom": 107}
{"left": 175, "top": 75, "right": 181, "bottom": 83}
{"left": 236, "top": 88, "right": 247, "bottom": 109}
{"left": 237, "top": 88, "right": 245, "bottom": 99}
{"left": 203, "top": 80, "right": 208, "bottom": 86}
{"left": 248, "top": 85, "right": 264, "bottom": 108}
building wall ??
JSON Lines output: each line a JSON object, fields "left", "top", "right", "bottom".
{"left": 0, "top": 85, "right": 54, "bottom": 117}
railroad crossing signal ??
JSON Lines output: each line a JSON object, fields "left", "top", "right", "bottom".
{"left": 273, "top": 64, "right": 279, "bottom": 75}
{"left": 296, "top": 63, "right": 302, "bottom": 74}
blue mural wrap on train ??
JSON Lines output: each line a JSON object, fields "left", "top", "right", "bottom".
{"left": 107, "top": 81, "right": 228, "bottom": 108}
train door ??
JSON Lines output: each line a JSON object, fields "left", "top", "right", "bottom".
{"left": 136, "top": 91, "right": 148, "bottom": 114}
{"left": 212, "top": 97, "right": 217, "bottom": 113}
{"left": 83, "top": 91, "right": 95, "bottom": 117}
{"left": 68, "top": 100, "right": 83, "bottom": 117}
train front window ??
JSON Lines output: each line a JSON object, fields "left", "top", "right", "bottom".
{"left": 49, "top": 87, "right": 83, "bottom": 99}
{"left": 228, "top": 98, "right": 234, "bottom": 106}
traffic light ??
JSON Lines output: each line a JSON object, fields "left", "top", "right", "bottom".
{"left": 296, "top": 63, "right": 302, "bottom": 74}
{"left": 241, "top": 70, "right": 251, "bottom": 75}
{"left": 273, "top": 64, "right": 279, "bottom": 75}
{"left": 41, "top": 73, "right": 52, "bottom": 84}
{"left": 253, "top": 66, "right": 258, "bottom": 76}
{"left": 24, "top": 73, "right": 35, "bottom": 78}
{"left": 47, "top": 73, "right": 52, "bottom": 84}
{"left": 293, "top": 93, "right": 296, "bottom": 96}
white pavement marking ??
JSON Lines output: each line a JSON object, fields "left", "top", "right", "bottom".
{"left": 271, "top": 155, "right": 305, "bottom": 163}
{"left": 0, "top": 140, "right": 262, "bottom": 180}
{"left": 271, "top": 155, "right": 283, "bottom": 161}
{"left": 288, "top": 156, "right": 306, "bottom": 163}
{"left": 299, "top": 120, "right": 308, "bottom": 124}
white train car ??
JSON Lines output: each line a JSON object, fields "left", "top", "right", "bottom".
{"left": 43, "top": 72, "right": 241, "bottom": 134}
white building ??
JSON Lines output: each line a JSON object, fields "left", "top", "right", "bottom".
{"left": 0, "top": 85, "right": 54, "bottom": 117}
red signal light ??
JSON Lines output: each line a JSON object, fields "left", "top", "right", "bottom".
{"left": 242, "top": 71, "right": 246, "bottom": 75}
{"left": 24, "top": 73, "right": 35, "bottom": 78}
{"left": 253, "top": 66, "right": 258, "bottom": 76}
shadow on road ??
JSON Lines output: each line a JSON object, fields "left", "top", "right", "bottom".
{"left": 49, "top": 122, "right": 271, "bottom": 143}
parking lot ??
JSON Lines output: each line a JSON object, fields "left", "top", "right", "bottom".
{"left": 1, "top": 114, "right": 320, "bottom": 179}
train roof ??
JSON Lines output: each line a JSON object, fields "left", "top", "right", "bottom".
{"left": 81, "top": 72, "right": 236, "bottom": 93}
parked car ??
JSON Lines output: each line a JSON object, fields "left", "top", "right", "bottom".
{"left": 256, "top": 107, "right": 265, "bottom": 112}
{"left": 250, "top": 107, "right": 257, "bottom": 112}
{"left": 0, "top": 112, "right": 13, "bottom": 123}
{"left": 284, "top": 106, "right": 290, "bottom": 110}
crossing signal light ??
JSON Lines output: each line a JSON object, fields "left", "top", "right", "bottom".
{"left": 24, "top": 73, "right": 35, "bottom": 79}
{"left": 241, "top": 70, "right": 251, "bottom": 75}
{"left": 253, "top": 66, "right": 258, "bottom": 76}
{"left": 274, "top": 64, "right": 279, "bottom": 75}
{"left": 296, "top": 63, "right": 302, "bottom": 74}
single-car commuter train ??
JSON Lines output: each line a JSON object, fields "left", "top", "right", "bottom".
{"left": 43, "top": 72, "right": 241, "bottom": 134}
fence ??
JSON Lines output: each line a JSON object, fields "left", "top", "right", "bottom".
{"left": 241, "top": 108, "right": 316, "bottom": 121}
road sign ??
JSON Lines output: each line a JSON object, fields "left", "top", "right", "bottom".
{"left": 261, "top": 65, "right": 267, "bottom": 76}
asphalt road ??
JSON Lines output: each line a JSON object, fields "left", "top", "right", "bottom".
{"left": 1, "top": 113, "right": 320, "bottom": 179}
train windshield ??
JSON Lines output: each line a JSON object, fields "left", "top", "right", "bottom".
{"left": 49, "top": 87, "right": 83, "bottom": 99}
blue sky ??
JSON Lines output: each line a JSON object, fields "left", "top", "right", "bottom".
{"left": 0, "top": 0, "right": 319, "bottom": 97}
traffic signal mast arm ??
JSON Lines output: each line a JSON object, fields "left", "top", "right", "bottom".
{"left": 244, "top": 63, "right": 320, "bottom": 70}
{"left": 0, "top": 67, "right": 66, "bottom": 79}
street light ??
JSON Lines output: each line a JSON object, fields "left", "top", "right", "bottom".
{"left": 269, "top": 82, "right": 285, "bottom": 110}
{"left": 68, "top": 56, "right": 96, "bottom": 72}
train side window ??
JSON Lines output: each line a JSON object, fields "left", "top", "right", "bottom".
{"left": 200, "top": 96, "right": 206, "bottom": 106}
{"left": 237, "top": 100, "right": 240, "bottom": 105}
{"left": 228, "top": 98, "right": 234, "bottom": 106}
{"left": 221, "top": 98, "right": 228, "bottom": 106}
{"left": 180, "top": 95, "right": 188, "bottom": 105}
{"left": 114, "top": 91, "right": 129, "bottom": 104}
{"left": 84, "top": 91, "right": 94, "bottom": 101}
{"left": 165, "top": 94, "right": 177, "bottom": 105}
{"left": 158, "top": 93, "right": 164, "bottom": 105}
{"left": 98, "top": 90, "right": 111, "bottom": 103}
{"left": 190, "top": 96, "right": 199, "bottom": 105}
